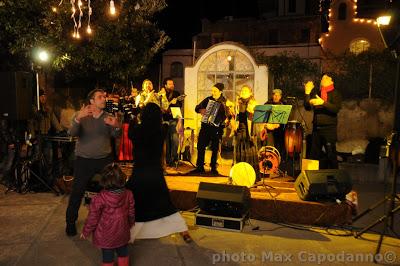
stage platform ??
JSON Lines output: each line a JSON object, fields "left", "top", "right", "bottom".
{"left": 120, "top": 162, "right": 353, "bottom": 227}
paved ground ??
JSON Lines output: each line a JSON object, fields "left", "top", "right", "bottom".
{"left": 1, "top": 161, "right": 399, "bottom": 266}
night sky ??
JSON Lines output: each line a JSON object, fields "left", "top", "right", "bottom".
{"left": 158, "top": 0, "right": 259, "bottom": 49}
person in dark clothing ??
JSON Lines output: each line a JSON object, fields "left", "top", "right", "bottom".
{"left": 65, "top": 89, "right": 122, "bottom": 236}
{"left": 159, "top": 77, "right": 183, "bottom": 166}
{"left": 126, "top": 103, "right": 191, "bottom": 243}
{"left": 233, "top": 85, "right": 258, "bottom": 167}
{"left": 263, "top": 88, "right": 286, "bottom": 157}
{"left": 304, "top": 74, "right": 342, "bottom": 169}
{"left": 192, "top": 83, "right": 229, "bottom": 175}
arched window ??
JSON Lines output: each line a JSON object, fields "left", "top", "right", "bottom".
{"left": 338, "top": 3, "right": 347, "bottom": 20}
{"left": 170, "top": 61, "right": 183, "bottom": 78}
{"left": 349, "top": 38, "right": 370, "bottom": 54}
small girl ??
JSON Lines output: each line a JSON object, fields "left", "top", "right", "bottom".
{"left": 81, "top": 163, "right": 135, "bottom": 266}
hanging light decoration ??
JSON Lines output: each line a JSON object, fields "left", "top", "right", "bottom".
{"left": 109, "top": 0, "right": 116, "bottom": 15}
{"left": 87, "top": 0, "right": 92, "bottom": 34}
{"left": 57, "top": 0, "right": 124, "bottom": 38}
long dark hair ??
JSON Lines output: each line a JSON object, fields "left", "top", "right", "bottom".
{"left": 140, "top": 103, "right": 162, "bottom": 132}
{"left": 100, "top": 163, "right": 127, "bottom": 190}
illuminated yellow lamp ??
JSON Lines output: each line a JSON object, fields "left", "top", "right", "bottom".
{"left": 377, "top": 16, "right": 391, "bottom": 26}
{"left": 360, "top": 19, "right": 365, "bottom": 23}
{"left": 318, "top": 37, "right": 322, "bottom": 44}
{"left": 227, "top": 55, "right": 232, "bottom": 61}
{"left": 76, "top": 32, "right": 81, "bottom": 39}
{"left": 353, "top": 5, "right": 357, "bottom": 9}
{"left": 367, "top": 20, "right": 372, "bottom": 23}
{"left": 72, "top": 32, "right": 76, "bottom": 38}
{"left": 87, "top": 26, "right": 92, "bottom": 34}
{"left": 354, "top": 0, "right": 357, "bottom": 2}
{"left": 51, "top": 7, "right": 57, "bottom": 12}
{"left": 328, "top": 26, "right": 332, "bottom": 32}
{"left": 329, "top": 13, "right": 332, "bottom": 18}
{"left": 325, "top": 33, "right": 329, "bottom": 37}
{"left": 109, "top": 0, "right": 116, "bottom": 15}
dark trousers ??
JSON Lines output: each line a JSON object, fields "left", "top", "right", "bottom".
{"left": 102, "top": 245, "right": 129, "bottom": 263}
{"left": 65, "top": 155, "right": 113, "bottom": 224}
{"left": 309, "top": 126, "right": 338, "bottom": 169}
{"left": 165, "top": 120, "right": 179, "bottom": 164}
{"left": 196, "top": 124, "right": 223, "bottom": 169}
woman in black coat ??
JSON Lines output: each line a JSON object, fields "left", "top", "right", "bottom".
{"left": 126, "top": 103, "right": 191, "bottom": 243}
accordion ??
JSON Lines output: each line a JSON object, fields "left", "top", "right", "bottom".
{"left": 201, "top": 100, "right": 222, "bottom": 127}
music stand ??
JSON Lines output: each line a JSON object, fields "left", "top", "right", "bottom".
{"left": 253, "top": 104, "right": 292, "bottom": 125}
{"left": 253, "top": 105, "right": 292, "bottom": 181}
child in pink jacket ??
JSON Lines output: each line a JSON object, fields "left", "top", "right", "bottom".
{"left": 81, "top": 163, "right": 135, "bottom": 266}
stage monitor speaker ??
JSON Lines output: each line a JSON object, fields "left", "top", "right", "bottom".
{"left": 196, "top": 182, "right": 251, "bottom": 218}
{"left": 294, "top": 169, "right": 352, "bottom": 201}
{"left": 0, "top": 71, "right": 33, "bottom": 120}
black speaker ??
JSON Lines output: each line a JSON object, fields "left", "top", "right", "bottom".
{"left": 0, "top": 72, "right": 33, "bottom": 120}
{"left": 196, "top": 182, "right": 251, "bottom": 218}
{"left": 294, "top": 169, "right": 352, "bottom": 201}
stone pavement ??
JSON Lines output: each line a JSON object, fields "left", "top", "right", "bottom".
{"left": 0, "top": 173, "right": 399, "bottom": 266}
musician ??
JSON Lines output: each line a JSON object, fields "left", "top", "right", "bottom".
{"left": 138, "top": 79, "right": 162, "bottom": 108}
{"left": 262, "top": 89, "right": 286, "bottom": 156}
{"left": 233, "top": 85, "right": 258, "bottom": 166}
{"left": 65, "top": 88, "right": 121, "bottom": 236}
{"left": 192, "top": 83, "right": 229, "bottom": 175}
{"left": 129, "top": 87, "right": 140, "bottom": 107}
{"left": 304, "top": 73, "right": 342, "bottom": 169}
{"left": 159, "top": 77, "right": 182, "bottom": 166}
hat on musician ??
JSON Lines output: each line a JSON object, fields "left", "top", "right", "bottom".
{"left": 213, "top": 83, "right": 224, "bottom": 91}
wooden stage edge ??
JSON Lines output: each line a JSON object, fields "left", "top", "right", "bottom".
{"left": 165, "top": 175, "right": 353, "bottom": 227}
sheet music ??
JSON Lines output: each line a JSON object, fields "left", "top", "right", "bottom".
{"left": 268, "top": 105, "right": 292, "bottom": 124}
{"left": 170, "top": 107, "right": 183, "bottom": 119}
{"left": 252, "top": 105, "right": 292, "bottom": 124}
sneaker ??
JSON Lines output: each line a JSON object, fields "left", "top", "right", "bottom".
{"left": 66, "top": 223, "right": 77, "bottom": 237}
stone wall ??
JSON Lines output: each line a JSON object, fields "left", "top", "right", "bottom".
{"left": 291, "top": 98, "right": 394, "bottom": 153}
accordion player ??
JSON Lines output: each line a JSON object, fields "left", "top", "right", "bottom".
{"left": 192, "top": 83, "right": 229, "bottom": 175}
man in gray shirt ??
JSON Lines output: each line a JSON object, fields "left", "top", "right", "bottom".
{"left": 65, "top": 88, "right": 121, "bottom": 236}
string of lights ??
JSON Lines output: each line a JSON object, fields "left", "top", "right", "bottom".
{"left": 53, "top": 0, "right": 123, "bottom": 39}
{"left": 318, "top": 0, "right": 386, "bottom": 48}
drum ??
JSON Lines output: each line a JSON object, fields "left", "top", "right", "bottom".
{"left": 258, "top": 146, "right": 281, "bottom": 175}
{"left": 284, "top": 120, "right": 303, "bottom": 157}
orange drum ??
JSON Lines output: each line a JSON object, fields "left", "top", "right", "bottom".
{"left": 284, "top": 120, "right": 303, "bottom": 157}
